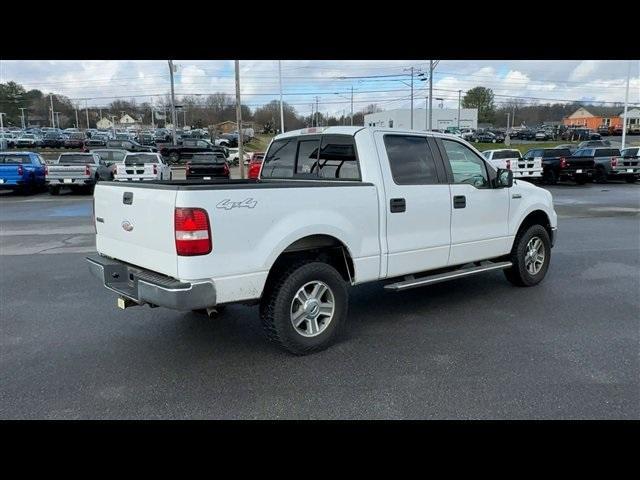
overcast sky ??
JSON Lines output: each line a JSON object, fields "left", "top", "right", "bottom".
{"left": 1, "top": 60, "right": 638, "bottom": 117}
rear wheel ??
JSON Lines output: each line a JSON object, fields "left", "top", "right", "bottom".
{"left": 48, "top": 185, "right": 60, "bottom": 195}
{"left": 260, "top": 262, "right": 348, "bottom": 355}
{"left": 543, "top": 169, "right": 557, "bottom": 185}
{"left": 625, "top": 176, "right": 637, "bottom": 184}
{"left": 595, "top": 167, "right": 608, "bottom": 183}
{"left": 504, "top": 224, "right": 551, "bottom": 287}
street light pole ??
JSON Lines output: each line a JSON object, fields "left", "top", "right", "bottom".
{"left": 75, "top": 107, "right": 79, "bottom": 129}
{"left": 168, "top": 60, "right": 177, "bottom": 147}
{"left": 350, "top": 85, "right": 354, "bottom": 126}
{"left": 457, "top": 90, "right": 462, "bottom": 129}
{"left": 278, "top": 60, "right": 285, "bottom": 134}
{"left": 19, "top": 108, "right": 26, "bottom": 129}
{"left": 49, "top": 94, "right": 55, "bottom": 128}
{"left": 621, "top": 61, "right": 631, "bottom": 150}
{"left": 235, "top": 60, "right": 245, "bottom": 179}
{"left": 85, "top": 100, "right": 90, "bottom": 130}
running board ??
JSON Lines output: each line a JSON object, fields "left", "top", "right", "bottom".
{"left": 384, "top": 261, "right": 513, "bottom": 292}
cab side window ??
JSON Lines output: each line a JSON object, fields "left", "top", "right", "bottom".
{"left": 384, "top": 135, "right": 439, "bottom": 185}
{"left": 441, "top": 139, "right": 489, "bottom": 189}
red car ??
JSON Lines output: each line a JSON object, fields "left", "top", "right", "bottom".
{"left": 247, "top": 152, "right": 264, "bottom": 179}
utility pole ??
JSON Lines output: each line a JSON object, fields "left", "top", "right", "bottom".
{"left": 278, "top": 60, "right": 285, "bottom": 134}
{"left": 19, "top": 108, "right": 26, "bottom": 129}
{"left": 110, "top": 115, "right": 116, "bottom": 137}
{"left": 621, "top": 61, "right": 632, "bottom": 150}
{"left": 49, "top": 94, "right": 55, "bottom": 128}
{"left": 350, "top": 86, "right": 354, "bottom": 126}
{"left": 506, "top": 112, "right": 510, "bottom": 131}
{"left": 428, "top": 60, "right": 434, "bottom": 131}
{"left": 235, "top": 60, "right": 245, "bottom": 179}
{"left": 55, "top": 112, "right": 60, "bottom": 129}
{"left": 75, "top": 106, "right": 79, "bottom": 129}
{"left": 183, "top": 109, "right": 187, "bottom": 129}
{"left": 168, "top": 60, "right": 177, "bottom": 146}
{"left": 512, "top": 105, "right": 516, "bottom": 128}
{"left": 151, "top": 106, "right": 155, "bottom": 129}
{"left": 85, "top": 100, "right": 90, "bottom": 130}
{"left": 410, "top": 67, "right": 414, "bottom": 129}
{"left": 457, "top": 90, "right": 462, "bottom": 129}
{"left": 315, "top": 97, "right": 319, "bottom": 127}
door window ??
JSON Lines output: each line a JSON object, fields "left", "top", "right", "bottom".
{"left": 384, "top": 135, "right": 439, "bottom": 185}
{"left": 441, "top": 139, "right": 489, "bottom": 188}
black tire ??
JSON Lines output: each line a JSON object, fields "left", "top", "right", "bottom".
{"left": 625, "top": 176, "right": 637, "bottom": 184}
{"left": 575, "top": 176, "right": 588, "bottom": 185}
{"left": 260, "top": 261, "right": 348, "bottom": 355}
{"left": 504, "top": 224, "right": 551, "bottom": 287}
{"left": 595, "top": 167, "right": 608, "bottom": 184}
{"left": 543, "top": 169, "right": 557, "bottom": 185}
{"left": 48, "top": 185, "right": 60, "bottom": 195}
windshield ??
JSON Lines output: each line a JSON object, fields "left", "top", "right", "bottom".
{"left": 124, "top": 154, "right": 158, "bottom": 165}
{"left": 58, "top": 155, "right": 94, "bottom": 164}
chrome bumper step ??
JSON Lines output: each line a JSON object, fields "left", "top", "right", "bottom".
{"left": 384, "top": 261, "right": 513, "bottom": 292}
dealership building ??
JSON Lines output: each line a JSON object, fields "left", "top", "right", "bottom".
{"left": 363, "top": 108, "right": 478, "bottom": 130}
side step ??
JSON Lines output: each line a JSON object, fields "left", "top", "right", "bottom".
{"left": 384, "top": 261, "right": 513, "bottom": 292}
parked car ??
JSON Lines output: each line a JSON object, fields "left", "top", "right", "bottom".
{"left": 114, "top": 152, "right": 171, "bottom": 182}
{"left": 64, "top": 132, "right": 86, "bottom": 149}
{"left": 518, "top": 129, "right": 537, "bottom": 141}
{"left": 46, "top": 152, "right": 111, "bottom": 194}
{"left": 0, "top": 132, "right": 16, "bottom": 148}
{"left": 525, "top": 147, "right": 595, "bottom": 185}
{"left": 585, "top": 147, "right": 638, "bottom": 183}
{"left": 137, "top": 132, "right": 156, "bottom": 146}
{"left": 89, "top": 149, "right": 128, "bottom": 179}
{"left": 0, "top": 151, "right": 47, "bottom": 193}
{"left": 562, "top": 128, "right": 601, "bottom": 141}
{"left": 535, "top": 130, "right": 551, "bottom": 141}
{"left": 158, "top": 139, "right": 226, "bottom": 164}
{"left": 612, "top": 125, "right": 624, "bottom": 135}
{"left": 597, "top": 125, "right": 611, "bottom": 136}
{"left": 83, "top": 134, "right": 109, "bottom": 151}
{"left": 41, "top": 132, "right": 66, "bottom": 149}
{"left": 87, "top": 126, "right": 557, "bottom": 354}
{"left": 247, "top": 152, "right": 265, "bottom": 179}
{"left": 14, "top": 133, "right": 42, "bottom": 148}
{"left": 615, "top": 147, "right": 640, "bottom": 183}
{"left": 471, "top": 131, "right": 502, "bottom": 143}
{"left": 482, "top": 149, "right": 542, "bottom": 180}
{"left": 460, "top": 128, "right": 475, "bottom": 140}
{"left": 106, "top": 139, "right": 156, "bottom": 153}
{"left": 185, "top": 152, "right": 230, "bottom": 180}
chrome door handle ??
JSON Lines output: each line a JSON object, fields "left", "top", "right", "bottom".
{"left": 512, "top": 193, "right": 522, "bottom": 199}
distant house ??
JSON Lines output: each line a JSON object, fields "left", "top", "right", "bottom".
{"left": 563, "top": 107, "right": 623, "bottom": 130}
{"left": 97, "top": 118, "right": 113, "bottom": 129}
{"left": 621, "top": 108, "right": 640, "bottom": 132}
{"left": 215, "top": 120, "right": 255, "bottom": 134}
{"left": 118, "top": 114, "right": 140, "bottom": 127}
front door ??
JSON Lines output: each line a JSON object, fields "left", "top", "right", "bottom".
{"left": 438, "top": 138, "right": 510, "bottom": 266}
{"left": 375, "top": 132, "right": 452, "bottom": 278}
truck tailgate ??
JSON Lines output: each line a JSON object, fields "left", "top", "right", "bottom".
{"left": 94, "top": 183, "right": 178, "bottom": 277}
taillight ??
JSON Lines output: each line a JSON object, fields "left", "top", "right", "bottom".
{"left": 85, "top": 164, "right": 90, "bottom": 176}
{"left": 223, "top": 163, "right": 230, "bottom": 176}
{"left": 611, "top": 157, "right": 617, "bottom": 167}
{"left": 506, "top": 160, "right": 511, "bottom": 170}
{"left": 560, "top": 158, "right": 568, "bottom": 169}
{"left": 175, "top": 208, "right": 212, "bottom": 256}
{"left": 17, "top": 165, "right": 23, "bottom": 175}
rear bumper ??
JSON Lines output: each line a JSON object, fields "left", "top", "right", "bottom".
{"left": 47, "top": 177, "right": 95, "bottom": 185}
{"left": 86, "top": 254, "right": 216, "bottom": 310}
{"left": 114, "top": 176, "right": 158, "bottom": 181}
{"left": 611, "top": 166, "right": 640, "bottom": 175}
{"left": 550, "top": 227, "right": 557, "bottom": 248}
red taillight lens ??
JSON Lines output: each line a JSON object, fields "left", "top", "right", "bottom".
{"left": 611, "top": 157, "right": 617, "bottom": 167}
{"left": 560, "top": 158, "right": 568, "bottom": 169}
{"left": 17, "top": 165, "right": 24, "bottom": 175}
{"left": 85, "top": 164, "right": 90, "bottom": 175}
{"left": 175, "top": 208, "right": 212, "bottom": 256}
{"left": 153, "top": 164, "right": 157, "bottom": 175}
{"left": 223, "top": 163, "right": 229, "bottom": 176}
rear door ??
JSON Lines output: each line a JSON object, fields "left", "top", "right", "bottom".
{"left": 374, "top": 132, "right": 451, "bottom": 277}
{"left": 436, "top": 138, "right": 510, "bottom": 266}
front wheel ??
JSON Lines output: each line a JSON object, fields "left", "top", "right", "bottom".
{"left": 625, "top": 176, "right": 637, "bottom": 184}
{"left": 260, "top": 262, "right": 348, "bottom": 355}
{"left": 504, "top": 224, "right": 551, "bottom": 287}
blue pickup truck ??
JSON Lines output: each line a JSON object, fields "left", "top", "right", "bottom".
{"left": 0, "top": 152, "right": 47, "bottom": 194}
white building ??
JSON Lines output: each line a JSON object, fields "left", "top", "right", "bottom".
{"left": 621, "top": 108, "right": 640, "bottom": 132}
{"left": 364, "top": 108, "right": 478, "bottom": 131}
{"left": 96, "top": 118, "right": 113, "bottom": 129}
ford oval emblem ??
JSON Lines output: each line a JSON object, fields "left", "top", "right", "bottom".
{"left": 121, "top": 220, "right": 134, "bottom": 232}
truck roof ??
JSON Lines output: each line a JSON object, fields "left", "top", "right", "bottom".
{"left": 274, "top": 126, "right": 469, "bottom": 141}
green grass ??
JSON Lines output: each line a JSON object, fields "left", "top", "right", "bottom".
{"left": 473, "top": 141, "right": 579, "bottom": 154}
{"left": 244, "top": 133, "right": 274, "bottom": 152}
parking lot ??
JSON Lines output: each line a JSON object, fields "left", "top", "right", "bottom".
{"left": 1, "top": 180, "right": 638, "bottom": 419}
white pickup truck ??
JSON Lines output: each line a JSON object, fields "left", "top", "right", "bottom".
{"left": 87, "top": 127, "right": 557, "bottom": 355}
{"left": 482, "top": 149, "right": 543, "bottom": 180}
{"left": 114, "top": 153, "right": 171, "bottom": 182}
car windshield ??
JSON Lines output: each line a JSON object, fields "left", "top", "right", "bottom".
{"left": 124, "top": 154, "right": 158, "bottom": 164}
{"left": 70, "top": 133, "right": 84, "bottom": 139}
{"left": 22, "top": 134, "right": 35, "bottom": 139}
{"left": 190, "top": 154, "right": 226, "bottom": 164}
{"left": 58, "top": 155, "right": 93, "bottom": 164}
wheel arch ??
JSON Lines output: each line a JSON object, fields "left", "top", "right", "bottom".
{"left": 513, "top": 209, "right": 552, "bottom": 248}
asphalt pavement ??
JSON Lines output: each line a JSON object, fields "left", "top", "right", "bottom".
{"left": 1, "top": 181, "right": 638, "bottom": 419}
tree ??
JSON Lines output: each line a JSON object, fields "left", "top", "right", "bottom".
{"left": 462, "top": 86, "right": 496, "bottom": 123}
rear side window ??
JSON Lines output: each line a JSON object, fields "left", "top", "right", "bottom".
{"left": 493, "top": 150, "right": 521, "bottom": 160}
{"left": 0, "top": 154, "right": 30, "bottom": 164}
{"left": 384, "top": 135, "right": 439, "bottom": 185}
{"left": 261, "top": 138, "right": 297, "bottom": 178}
{"left": 544, "top": 149, "right": 569, "bottom": 158}
{"left": 295, "top": 139, "right": 320, "bottom": 174}
{"left": 316, "top": 135, "right": 360, "bottom": 180}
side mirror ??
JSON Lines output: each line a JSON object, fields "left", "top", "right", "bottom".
{"left": 496, "top": 168, "right": 513, "bottom": 188}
